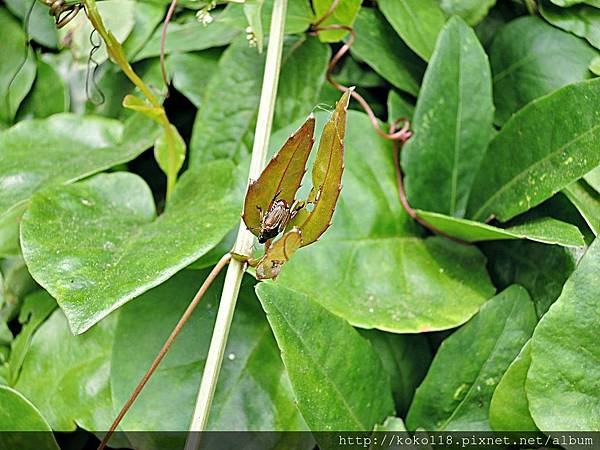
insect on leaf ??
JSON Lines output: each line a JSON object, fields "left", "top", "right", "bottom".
{"left": 242, "top": 117, "right": 315, "bottom": 235}
{"left": 292, "top": 88, "right": 352, "bottom": 247}
{"left": 255, "top": 228, "right": 303, "bottom": 280}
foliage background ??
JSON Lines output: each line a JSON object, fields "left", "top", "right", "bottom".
{"left": 0, "top": 0, "right": 599, "bottom": 448}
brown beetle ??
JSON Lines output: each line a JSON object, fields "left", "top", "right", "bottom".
{"left": 256, "top": 197, "right": 294, "bottom": 244}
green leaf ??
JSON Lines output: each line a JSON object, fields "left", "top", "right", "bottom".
{"left": 21, "top": 163, "right": 240, "bottom": 334}
{"left": 482, "top": 240, "right": 577, "bottom": 317}
{"left": 169, "top": 49, "right": 222, "bottom": 108}
{"left": 549, "top": 0, "right": 600, "bottom": 7}
{"left": 490, "top": 16, "right": 597, "bottom": 125}
{"left": 585, "top": 166, "right": 600, "bottom": 192}
{"left": 387, "top": 91, "right": 415, "bottom": 123}
{"left": 351, "top": 8, "right": 425, "bottom": 96}
{"left": 406, "top": 286, "right": 537, "bottom": 431}
{"left": 527, "top": 238, "right": 600, "bottom": 431}
{"left": 467, "top": 78, "right": 600, "bottom": 223}
{"left": 415, "top": 212, "right": 585, "bottom": 247}
{"left": 190, "top": 35, "right": 329, "bottom": 165}
{"left": 256, "top": 282, "right": 395, "bottom": 434}
{"left": 4, "top": 0, "right": 57, "bottom": 49}
{"left": 402, "top": 17, "right": 494, "bottom": 217}
{"left": 133, "top": 4, "right": 244, "bottom": 61}
{"left": 274, "top": 111, "right": 495, "bottom": 333}
{"left": 378, "top": 0, "right": 447, "bottom": 61}
{"left": 243, "top": 117, "right": 315, "bottom": 235}
{"left": 154, "top": 124, "right": 187, "bottom": 184}
{"left": 489, "top": 341, "right": 539, "bottom": 432}
{"left": 361, "top": 330, "right": 431, "bottom": 415}
{"left": 540, "top": 0, "right": 600, "bottom": 50}
{"left": 17, "top": 56, "right": 69, "bottom": 120}
{"left": 0, "top": 113, "right": 159, "bottom": 254}
{"left": 58, "top": 0, "right": 136, "bottom": 64}
{"left": 14, "top": 306, "right": 118, "bottom": 432}
{"left": 313, "top": 0, "right": 361, "bottom": 43}
{"left": 438, "top": 0, "right": 497, "bottom": 25}
{"left": 0, "top": 8, "right": 36, "bottom": 125}
{"left": 111, "top": 271, "right": 309, "bottom": 449}
{"left": 590, "top": 55, "right": 600, "bottom": 75}
{"left": 7, "top": 292, "right": 57, "bottom": 386}
{"left": 122, "top": 1, "right": 166, "bottom": 59}
{"left": 0, "top": 386, "right": 59, "bottom": 450}
{"left": 564, "top": 180, "right": 600, "bottom": 235}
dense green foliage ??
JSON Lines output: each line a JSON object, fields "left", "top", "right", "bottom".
{"left": 0, "top": 0, "right": 599, "bottom": 448}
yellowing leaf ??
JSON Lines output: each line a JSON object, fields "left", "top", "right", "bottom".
{"left": 293, "top": 88, "right": 351, "bottom": 246}
{"left": 242, "top": 117, "right": 315, "bottom": 234}
{"left": 255, "top": 228, "right": 303, "bottom": 280}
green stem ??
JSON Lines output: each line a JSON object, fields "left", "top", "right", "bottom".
{"left": 82, "top": 0, "right": 178, "bottom": 199}
{"left": 184, "top": 0, "right": 288, "bottom": 445}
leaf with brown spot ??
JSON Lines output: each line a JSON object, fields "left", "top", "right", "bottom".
{"left": 255, "top": 228, "right": 303, "bottom": 280}
{"left": 292, "top": 88, "right": 351, "bottom": 246}
{"left": 242, "top": 117, "right": 315, "bottom": 235}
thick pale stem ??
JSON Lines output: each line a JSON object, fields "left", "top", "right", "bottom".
{"left": 184, "top": 0, "right": 288, "bottom": 444}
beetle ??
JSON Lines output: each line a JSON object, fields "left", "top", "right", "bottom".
{"left": 255, "top": 193, "right": 302, "bottom": 244}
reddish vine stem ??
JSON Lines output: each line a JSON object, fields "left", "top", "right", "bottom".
{"left": 160, "top": 0, "right": 178, "bottom": 90}
{"left": 310, "top": 22, "right": 469, "bottom": 244}
{"left": 97, "top": 253, "right": 232, "bottom": 450}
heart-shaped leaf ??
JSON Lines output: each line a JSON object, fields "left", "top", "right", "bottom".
{"left": 467, "top": 78, "right": 600, "bottom": 223}
{"left": 527, "top": 238, "right": 600, "bottom": 431}
{"left": 14, "top": 302, "right": 119, "bottom": 432}
{"left": 0, "top": 386, "right": 59, "bottom": 450}
{"left": 256, "top": 282, "right": 395, "bottom": 437}
{"left": 21, "top": 161, "right": 240, "bottom": 334}
{"left": 489, "top": 341, "right": 539, "bottom": 432}
{"left": 274, "top": 111, "right": 495, "bottom": 333}
{"left": 111, "top": 270, "right": 310, "bottom": 450}
{"left": 415, "top": 211, "right": 585, "bottom": 247}
{"left": 243, "top": 117, "right": 315, "bottom": 235}
{"left": 0, "top": 113, "right": 159, "bottom": 256}
{"left": 402, "top": 17, "right": 494, "bottom": 217}
{"left": 406, "top": 286, "right": 537, "bottom": 431}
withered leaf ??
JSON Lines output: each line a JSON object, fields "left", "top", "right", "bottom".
{"left": 242, "top": 117, "right": 315, "bottom": 235}
{"left": 291, "top": 88, "right": 352, "bottom": 247}
{"left": 255, "top": 228, "right": 303, "bottom": 280}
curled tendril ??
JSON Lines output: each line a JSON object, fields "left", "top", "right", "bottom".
{"left": 46, "top": 0, "right": 82, "bottom": 28}
{"left": 85, "top": 28, "right": 106, "bottom": 106}
{"left": 309, "top": 5, "right": 469, "bottom": 245}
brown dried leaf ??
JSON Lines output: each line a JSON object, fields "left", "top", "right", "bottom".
{"left": 242, "top": 117, "right": 315, "bottom": 235}
{"left": 292, "top": 88, "right": 352, "bottom": 246}
{"left": 255, "top": 228, "right": 303, "bottom": 280}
